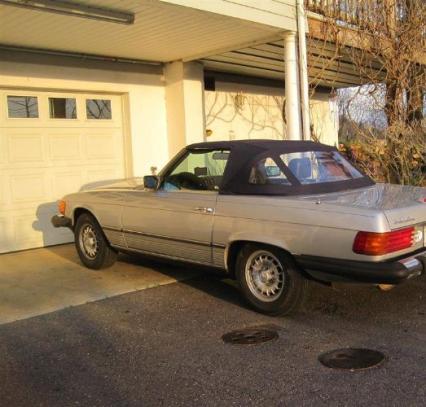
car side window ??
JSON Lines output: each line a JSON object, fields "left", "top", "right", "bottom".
{"left": 162, "top": 150, "right": 230, "bottom": 191}
{"left": 249, "top": 157, "right": 290, "bottom": 185}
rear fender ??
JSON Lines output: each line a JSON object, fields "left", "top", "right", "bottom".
{"left": 224, "top": 232, "right": 293, "bottom": 272}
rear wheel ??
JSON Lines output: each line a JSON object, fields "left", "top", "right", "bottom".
{"left": 74, "top": 213, "right": 117, "bottom": 269}
{"left": 236, "top": 243, "right": 308, "bottom": 316}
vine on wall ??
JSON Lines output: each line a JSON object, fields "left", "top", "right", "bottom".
{"left": 205, "top": 90, "right": 286, "bottom": 140}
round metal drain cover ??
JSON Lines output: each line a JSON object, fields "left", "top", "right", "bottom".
{"left": 222, "top": 328, "right": 278, "bottom": 345}
{"left": 319, "top": 348, "right": 386, "bottom": 370}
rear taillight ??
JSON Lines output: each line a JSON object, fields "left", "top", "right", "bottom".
{"left": 353, "top": 227, "right": 414, "bottom": 255}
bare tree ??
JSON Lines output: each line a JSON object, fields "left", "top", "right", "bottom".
{"left": 307, "top": 0, "right": 425, "bottom": 185}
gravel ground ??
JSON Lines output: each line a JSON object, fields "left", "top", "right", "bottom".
{"left": 0, "top": 264, "right": 425, "bottom": 407}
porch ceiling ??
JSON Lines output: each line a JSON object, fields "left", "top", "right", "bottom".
{"left": 202, "top": 38, "right": 384, "bottom": 89}
{"left": 0, "top": 0, "right": 284, "bottom": 63}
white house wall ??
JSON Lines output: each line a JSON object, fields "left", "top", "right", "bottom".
{"left": 164, "top": 61, "right": 206, "bottom": 157}
{"left": 205, "top": 81, "right": 338, "bottom": 145}
{"left": 205, "top": 82, "right": 286, "bottom": 141}
{"left": 310, "top": 92, "right": 339, "bottom": 147}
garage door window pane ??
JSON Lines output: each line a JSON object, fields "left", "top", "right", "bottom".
{"left": 49, "top": 98, "right": 77, "bottom": 119}
{"left": 86, "top": 99, "right": 112, "bottom": 119}
{"left": 7, "top": 96, "right": 39, "bottom": 118}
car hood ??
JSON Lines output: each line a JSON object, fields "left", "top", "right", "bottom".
{"left": 79, "top": 177, "right": 143, "bottom": 191}
{"left": 300, "top": 183, "right": 426, "bottom": 229}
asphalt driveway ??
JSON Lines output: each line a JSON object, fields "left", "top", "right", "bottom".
{"left": 0, "top": 254, "right": 424, "bottom": 406}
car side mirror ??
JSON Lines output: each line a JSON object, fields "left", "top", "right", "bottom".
{"left": 143, "top": 175, "right": 160, "bottom": 190}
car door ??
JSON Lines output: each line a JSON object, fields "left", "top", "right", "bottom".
{"left": 121, "top": 148, "right": 229, "bottom": 265}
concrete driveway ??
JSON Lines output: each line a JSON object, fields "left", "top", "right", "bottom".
{"left": 0, "top": 244, "right": 196, "bottom": 325}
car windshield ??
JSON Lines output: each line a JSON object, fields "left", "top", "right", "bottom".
{"left": 162, "top": 149, "right": 230, "bottom": 191}
{"left": 280, "top": 151, "right": 363, "bottom": 184}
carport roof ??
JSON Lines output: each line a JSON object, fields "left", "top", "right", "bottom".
{"left": 0, "top": 0, "right": 286, "bottom": 63}
{"left": 0, "top": 0, "right": 371, "bottom": 88}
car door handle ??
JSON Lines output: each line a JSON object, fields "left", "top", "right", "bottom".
{"left": 194, "top": 207, "right": 214, "bottom": 214}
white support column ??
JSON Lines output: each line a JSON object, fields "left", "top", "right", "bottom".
{"left": 284, "top": 31, "right": 302, "bottom": 140}
{"left": 164, "top": 61, "right": 206, "bottom": 157}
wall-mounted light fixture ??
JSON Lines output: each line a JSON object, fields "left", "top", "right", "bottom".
{"left": 0, "top": 0, "right": 135, "bottom": 25}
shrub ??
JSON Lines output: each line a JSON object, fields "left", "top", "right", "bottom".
{"left": 340, "top": 122, "right": 425, "bottom": 186}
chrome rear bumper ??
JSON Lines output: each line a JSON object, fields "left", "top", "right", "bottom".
{"left": 296, "top": 250, "right": 425, "bottom": 284}
{"left": 398, "top": 252, "right": 425, "bottom": 280}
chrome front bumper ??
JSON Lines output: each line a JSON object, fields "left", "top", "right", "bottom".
{"left": 51, "top": 215, "right": 72, "bottom": 229}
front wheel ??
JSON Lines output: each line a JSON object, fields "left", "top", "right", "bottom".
{"left": 74, "top": 213, "right": 117, "bottom": 269}
{"left": 236, "top": 244, "right": 308, "bottom": 316}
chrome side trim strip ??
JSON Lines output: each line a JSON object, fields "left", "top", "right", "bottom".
{"left": 125, "top": 228, "right": 209, "bottom": 247}
{"left": 103, "top": 225, "right": 226, "bottom": 249}
{"left": 111, "top": 244, "right": 225, "bottom": 269}
{"left": 103, "top": 226, "right": 120, "bottom": 232}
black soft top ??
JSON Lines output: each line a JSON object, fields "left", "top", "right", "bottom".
{"left": 188, "top": 139, "right": 323, "bottom": 152}
{"left": 167, "top": 140, "right": 374, "bottom": 196}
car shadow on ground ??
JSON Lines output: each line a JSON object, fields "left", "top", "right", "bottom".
{"left": 42, "top": 243, "right": 426, "bottom": 326}
{"left": 117, "top": 251, "right": 426, "bottom": 325}
{"left": 118, "top": 252, "right": 245, "bottom": 304}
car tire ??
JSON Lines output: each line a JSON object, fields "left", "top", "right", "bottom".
{"left": 74, "top": 213, "right": 117, "bottom": 269}
{"left": 236, "top": 243, "right": 308, "bottom": 316}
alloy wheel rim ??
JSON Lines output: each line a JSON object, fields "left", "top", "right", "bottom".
{"left": 80, "top": 224, "right": 99, "bottom": 259}
{"left": 245, "top": 250, "right": 285, "bottom": 302}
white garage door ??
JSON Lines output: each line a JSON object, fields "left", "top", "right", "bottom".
{"left": 0, "top": 89, "right": 126, "bottom": 253}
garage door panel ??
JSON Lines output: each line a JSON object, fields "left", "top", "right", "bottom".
{"left": 85, "top": 166, "right": 124, "bottom": 184}
{"left": 0, "top": 132, "right": 5, "bottom": 164}
{"left": 0, "top": 173, "right": 6, "bottom": 206}
{"left": 6, "top": 206, "right": 72, "bottom": 252}
{"left": 42, "top": 229, "right": 74, "bottom": 247}
{"left": 0, "top": 217, "right": 14, "bottom": 253}
{"left": 52, "top": 171, "right": 84, "bottom": 198}
{"left": 8, "top": 132, "right": 45, "bottom": 163}
{"left": 48, "top": 133, "right": 82, "bottom": 161}
{"left": 85, "top": 131, "right": 122, "bottom": 160}
{"left": 10, "top": 171, "right": 48, "bottom": 204}
{"left": 14, "top": 213, "right": 44, "bottom": 248}
{"left": 0, "top": 90, "right": 126, "bottom": 253}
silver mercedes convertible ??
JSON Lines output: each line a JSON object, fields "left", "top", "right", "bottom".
{"left": 52, "top": 140, "right": 426, "bottom": 315}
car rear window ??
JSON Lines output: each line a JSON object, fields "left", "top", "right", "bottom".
{"left": 280, "top": 151, "right": 363, "bottom": 185}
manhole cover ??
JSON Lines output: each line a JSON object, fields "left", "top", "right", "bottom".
{"left": 319, "top": 348, "right": 386, "bottom": 370}
{"left": 222, "top": 328, "right": 278, "bottom": 345}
